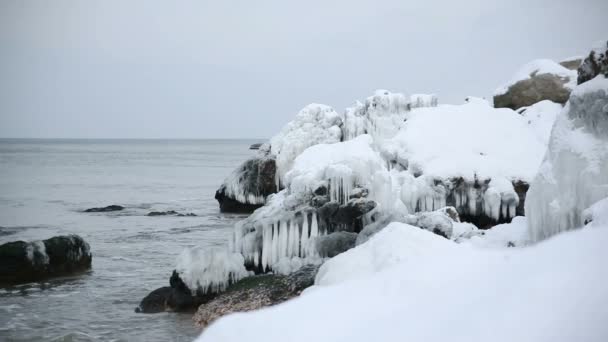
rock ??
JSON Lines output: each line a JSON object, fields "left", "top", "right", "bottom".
{"left": 414, "top": 211, "right": 453, "bottom": 238}
{"left": 249, "top": 143, "right": 263, "bottom": 150}
{"left": 313, "top": 231, "right": 357, "bottom": 258}
{"left": 311, "top": 195, "right": 330, "bottom": 208}
{"left": 135, "top": 270, "right": 215, "bottom": 313}
{"left": 0, "top": 235, "right": 92, "bottom": 285}
{"left": 349, "top": 187, "right": 369, "bottom": 199}
{"left": 84, "top": 205, "right": 124, "bottom": 212}
{"left": 577, "top": 40, "right": 608, "bottom": 85}
{"left": 333, "top": 198, "right": 377, "bottom": 232}
{"left": 147, "top": 211, "right": 196, "bottom": 217}
{"left": 494, "top": 71, "right": 574, "bottom": 110}
{"left": 193, "top": 265, "right": 319, "bottom": 328}
{"left": 215, "top": 156, "right": 277, "bottom": 213}
{"left": 559, "top": 57, "right": 582, "bottom": 71}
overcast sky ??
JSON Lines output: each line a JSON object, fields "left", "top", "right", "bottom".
{"left": 0, "top": 0, "right": 606, "bottom": 139}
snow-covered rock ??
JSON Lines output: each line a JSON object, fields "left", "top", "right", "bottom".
{"left": 196, "top": 222, "right": 608, "bottom": 342}
{"left": 494, "top": 59, "right": 577, "bottom": 110}
{"left": 577, "top": 40, "right": 607, "bottom": 85}
{"left": 526, "top": 75, "right": 608, "bottom": 242}
{"left": 559, "top": 56, "right": 582, "bottom": 71}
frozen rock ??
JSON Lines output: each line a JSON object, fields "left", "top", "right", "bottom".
{"left": 313, "top": 231, "right": 358, "bottom": 258}
{"left": 577, "top": 40, "right": 608, "bottom": 85}
{"left": 526, "top": 74, "right": 608, "bottom": 242}
{"left": 0, "top": 235, "right": 92, "bottom": 285}
{"left": 494, "top": 59, "right": 576, "bottom": 110}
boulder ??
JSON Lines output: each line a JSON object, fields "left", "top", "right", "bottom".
{"left": 577, "top": 40, "right": 608, "bottom": 85}
{"left": 494, "top": 59, "right": 576, "bottom": 110}
{"left": 193, "top": 265, "right": 319, "bottom": 328}
{"left": 147, "top": 211, "right": 196, "bottom": 217}
{"left": 559, "top": 57, "right": 582, "bottom": 71}
{"left": 249, "top": 143, "right": 263, "bottom": 150}
{"left": 0, "top": 235, "right": 92, "bottom": 285}
{"left": 215, "top": 156, "right": 277, "bottom": 213}
{"left": 84, "top": 205, "right": 124, "bottom": 212}
{"left": 313, "top": 231, "right": 358, "bottom": 258}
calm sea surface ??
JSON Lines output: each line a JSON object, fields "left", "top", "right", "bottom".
{"left": 0, "top": 139, "right": 258, "bottom": 341}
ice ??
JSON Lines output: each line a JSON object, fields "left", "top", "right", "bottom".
{"left": 526, "top": 75, "right": 608, "bottom": 242}
{"left": 270, "top": 104, "right": 343, "bottom": 187}
{"left": 175, "top": 247, "right": 248, "bottom": 295}
{"left": 25, "top": 241, "right": 49, "bottom": 265}
{"left": 583, "top": 197, "right": 608, "bottom": 227}
{"left": 409, "top": 94, "right": 438, "bottom": 108}
{"left": 494, "top": 59, "right": 577, "bottom": 96}
{"left": 196, "top": 222, "right": 608, "bottom": 342}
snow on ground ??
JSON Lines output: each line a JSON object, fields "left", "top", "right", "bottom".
{"left": 519, "top": 100, "right": 563, "bottom": 144}
{"left": 494, "top": 59, "right": 577, "bottom": 96}
{"left": 196, "top": 222, "right": 608, "bottom": 342}
{"left": 526, "top": 75, "right": 608, "bottom": 242}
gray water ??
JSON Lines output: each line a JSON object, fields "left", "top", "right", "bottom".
{"left": 0, "top": 139, "right": 258, "bottom": 341}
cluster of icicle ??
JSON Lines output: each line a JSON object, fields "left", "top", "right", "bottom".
{"left": 409, "top": 94, "right": 438, "bottom": 108}
{"left": 234, "top": 212, "right": 325, "bottom": 273}
{"left": 400, "top": 175, "right": 520, "bottom": 222}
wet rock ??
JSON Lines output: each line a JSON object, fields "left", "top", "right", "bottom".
{"left": 135, "top": 270, "right": 215, "bottom": 313}
{"left": 0, "top": 235, "right": 92, "bottom": 285}
{"left": 578, "top": 40, "right": 608, "bottom": 85}
{"left": 193, "top": 265, "right": 319, "bottom": 328}
{"left": 84, "top": 205, "right": 124, "bottom": 212}
{"left": 147, "top": 211, "right": 197, "bottom": 217}
{"left": 215, "top": 156, "right": 277, "bottom": 213}
{"left": 314, "top": 231, "right": 357, "bottom": 258}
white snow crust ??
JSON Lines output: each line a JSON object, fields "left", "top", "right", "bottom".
{"left": 196, "top": 222, "right": 608, "bottom": 342}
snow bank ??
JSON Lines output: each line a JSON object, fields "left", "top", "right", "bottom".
{"left": 196, "top": 222, "right": 608, "bottom": 342}
{"left": 519, "top": 100, "right": 562, "bottom": 144}
{"left": 526, "top": 75, "right": 608, "bottom": 242}
{"left": 495, "top": 59, "right": 577, "bottom": 96}
{"left": 175, "top": 247, "right": 248, "bottom": 295}
{"left": 270, "top": 104, "right": 343, "bottom": 186}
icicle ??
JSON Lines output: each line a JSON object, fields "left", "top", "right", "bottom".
{"left": 271, "top": 221, "right": 279, "bottom": 266}
{"left": 261, "top": 222, "right": 269, "bottom": 271}
{"left": 310, "top": 212, "right": 319, "bottom": 238}
{"left": 300, "top": 213, "right": 309, "bottom": 257}
{"left": 279, "top": 219, "right": 288, "bottom": 259}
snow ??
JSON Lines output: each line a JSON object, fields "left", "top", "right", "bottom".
{"left": 175, "top": 247, "right": 249, "bottom": 295}
{"left": 466, "top": 216, "right": 530, "bottom": 248}
{"left": 526, "top": 75, "right": 608, "bottom": 242}
{"left": 409, "top": 93, "right": 438, "bottom": 108}
{"left": 270, "top": 103, "right": 343, "bottom": 187}
{"left": 196, "top": 222, "right": 608, "bottom": 342}
{"left": 583, "top": 197, "right": 608, "bottom": 227}
{"left": 519, "top": 100, "right": 562, "bottom": 144}
{"left": 494, "top": 59, "right": 577, "bottom": 96}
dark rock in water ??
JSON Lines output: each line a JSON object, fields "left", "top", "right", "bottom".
{"left": 249, "top": 143, "right": 263, "bottom": 150}
{"left": 147, "top": 211, "right": 196, "bottom": 217}
{"left": 193, "top": 265, "right": 319, "bottom": 328}
{"left": 314, "top": 231, "right": 357, "bottom": 258}
{"left": 135, "top": 270, "right": 215, "bottom": 313}
{"left": 215, "top": 155, "right": 277, "bottom": 213}
{"left": 84, "top": 205, "right": 124, "bottom": 213}
{"left": 0, "top": 235, "right": 92, "bottom": 285}
{"left": 578, "top": 41, "right": 608, "bottom": 85}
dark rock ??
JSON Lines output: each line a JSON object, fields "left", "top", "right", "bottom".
{"left": 193, "top": 265, "right": 319, "bottom": 328}
{"left": 84, "top": 205, "right": 124, "bottom": 213}
{"left": 314, "top": 231, "right": 357, "bottom": 258}
{"left": 0, "top": 235, "right": 92, "bottom": 285}
{"left": 578, "top": 41, "right": 608, "bottom": 85}
{"left": 146, "top": 211, "right": 196, "bottom": 217}
{"left": 249, "top": 143, "right": 263, "bottom": 150}
{"left": 215, "top": 156, "right": 277, "bottom": 213}
{"left": 333, "top": 198, "right": 377, "bottom": 232}
{"left": 313, "top": 185, "right": 328, "bottom": 196}
{"left": 559, "top": 58, "right": 582, "bottom": 71}
{"left": 311, "top": 195, "right": 330, "bottom": 208}
{"left": 317, "top": 201, "right": 340, "bottom": 222}
{"left": 494, "top": 72, "right": 574, "bottom": 110}
{"left": 135, "top": 270, "right": 215, "bottom": 313}
{"left": 349, "top": 187, "right": 369, "bottom": 199}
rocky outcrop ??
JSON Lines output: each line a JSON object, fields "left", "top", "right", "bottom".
{"left": 215, "top": 154, "right": 277, "bottom": 213}
{"left": 84, "top": 205, "right": 124, "bottom": 212}
{"left": 249, "top": 143, "right": 263, "bottom": 150}
{"left": 577, "top": 40, "right": 608, "bottom": 85}
{"left": 494, "top": 59, "right": 576, "bottom": 110}
{"left": 136, "top": 270, "right": 216, "bottom": 313}
{"left": 193, "top": 265, "right": 319, "bottom": 328}
{"left": 0, "top": 235, "right": 92, "bottom": 285}
{"left": 147, "top": 211, "right": 196, "bottom": 217}
{"left": 559, "top": 57, "right": 582, "bottom": 71}
{"left": 313, "top": 231, "right": 357, "bottom": 258}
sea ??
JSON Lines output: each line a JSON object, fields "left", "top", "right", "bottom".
{"left": 0, "top": 139, "right": 259, "bottom": 341}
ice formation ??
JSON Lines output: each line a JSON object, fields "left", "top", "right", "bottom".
{"left": 270, "top": 104, "right": 343, "bottom": 187}
{"left": 25, "top": 241, "right": 49, "bottom": 265}
{"left": 494, "top": 59, "right": 577, "bottom": 96}
{"left": 342, "top": 90, "right": 410, "bottom": 141}
{"left": 175, "top": 247, "right": 249, "bottom": 295}
{"left": 526, "top": 75, "right": 608, "bottom": 242}
{"left": 409, "top": 94, "right": 438, "bottom": 108}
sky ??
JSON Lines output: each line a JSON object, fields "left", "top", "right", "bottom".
{"left": 0, "top": 0, "right": 606, "bottom": 139}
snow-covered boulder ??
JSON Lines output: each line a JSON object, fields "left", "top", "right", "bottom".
{"left": 0, "top": 235, "right": 92, "bottom": 285}
{"left": 215, "top": 104, "right": 343, "bottom": 212}
{"left": 577, "top": 40, "right": 608, "bottom": 85}
{"left": 526, "top": 74, "right": 608, "bottom": 242}
{"left": 494, "top": 59, "right": 577, "bottom": 110}
{"left": 383, "top": 98, "right": 554, "bottom": 227}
